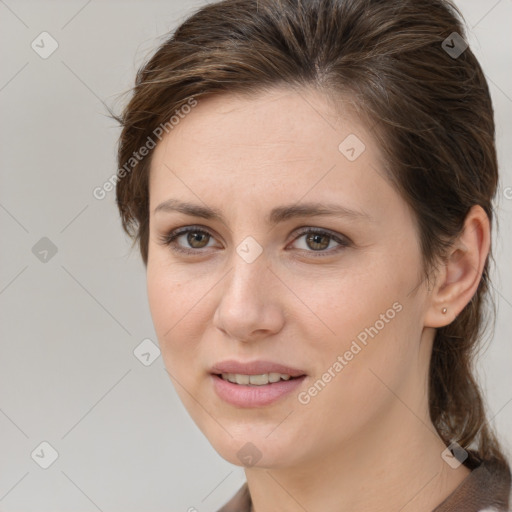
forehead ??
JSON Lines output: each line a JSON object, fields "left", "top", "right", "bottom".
{"left": 148, "top": 87, "right": 392, "bottom": 216}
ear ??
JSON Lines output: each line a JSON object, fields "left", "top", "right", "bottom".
{"left": 423, "top": 205, "right": 491, "bottom": 328}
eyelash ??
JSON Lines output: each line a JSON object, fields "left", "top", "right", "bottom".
{"left": 158, "top": 225, "right": 351, "bottom": 258}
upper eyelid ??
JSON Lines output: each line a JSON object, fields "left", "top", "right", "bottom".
{"left": 163, "top": 225, "right": 349, "bottom": 249}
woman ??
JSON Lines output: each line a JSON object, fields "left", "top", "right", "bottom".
{"left": 113, "top": 0, "right": 511, "bottom": 510}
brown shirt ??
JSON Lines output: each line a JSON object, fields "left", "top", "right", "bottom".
{"left": 216, "top": 456, "right": 511, "bottom": 512}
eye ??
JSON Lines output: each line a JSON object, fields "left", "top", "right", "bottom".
{"left": 159, "top": 225, "right": 351, "bottom": 257}
{"left": 288, "top": 227, "right": 350, "bottom": 256}
{"left": 159, "top": 226, "right": 217, "bottom": 255}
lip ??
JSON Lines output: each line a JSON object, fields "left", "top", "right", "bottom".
{"left": 211, "top": 374, "right": 307, "bottom": 407}
{"left": 210, "top": 359, "right": 308, "bottom": 408}
{"left": 210, "top": 360, "right": 307, "bottom": 378}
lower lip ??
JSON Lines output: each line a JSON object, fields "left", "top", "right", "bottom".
{"left": 211, "top": 374, "right": 307, "bottom": 407}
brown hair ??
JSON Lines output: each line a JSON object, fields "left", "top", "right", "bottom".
{"left": 113, "top": 0, "right": 510, "bottom": 482}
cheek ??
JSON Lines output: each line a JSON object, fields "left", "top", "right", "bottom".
{"left": 147, "top": 252, "right": 199, "bottom": 332}
{"left": 294, "top": 301, "right": 418, "bottom": 446}
{"left": 147, "top": 264, "right": 175, "bottom": 336}
{"left": 287, "top": 256, "right": 400, "bottom": 343}
{"left": 147, "top": 265, "right": 218, "bottom": 435}
{"left": 296, "top": 252, "right": 421, "bottom": 399}
{"left": 146, "top": 256, "right": 221, "bottom": 382}
{"left": 146, "top": 262, "right": 195, "bottom": 363}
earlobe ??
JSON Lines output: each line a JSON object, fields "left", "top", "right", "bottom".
{"left": 423, "top": 205, "right": 490, "bottom": 329}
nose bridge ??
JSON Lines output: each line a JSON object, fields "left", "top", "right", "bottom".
{"left": 213, "top": 238, "right": 284, "bottom": 340}
{"left": 224, "top": 238, "right": 271, "bottom": 305}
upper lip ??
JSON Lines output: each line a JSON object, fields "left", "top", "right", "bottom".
{"left": 211, "top": 360, "right": 307, "bottom": 377}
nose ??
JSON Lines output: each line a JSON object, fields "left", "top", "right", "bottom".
{"left": 213, "top": 249, "right": 285, "bottom": 343}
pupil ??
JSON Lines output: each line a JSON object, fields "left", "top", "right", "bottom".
{"left": 189, "top": 232, "right": 208, "bottom": 248}
{"left": 307, "top": 233, "right": 328, "bottom": 250}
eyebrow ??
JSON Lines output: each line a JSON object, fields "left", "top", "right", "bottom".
{"left": 153, "top": 199, "right": 374, "bottom": 225}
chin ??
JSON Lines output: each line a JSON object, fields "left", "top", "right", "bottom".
{"left": 206, "top": 430, "right": 301, "bottom": 469}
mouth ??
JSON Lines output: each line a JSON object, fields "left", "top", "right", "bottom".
{"left": 210, "top": 371, "right": 307, "bottom": 407}
{"left": 213, "top": 372, "right": 304, "bottom": 386}
{"left": 210, "top": 359, "right": 307, "bottom": 379}
{"left": 209, "top": 360, "right": 307, "bottom": 406}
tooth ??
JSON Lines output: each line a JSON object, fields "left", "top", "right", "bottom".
{"left": 235, "top": 374, "right": 250, "bottom": 385}
{"left": 249, "top": 374, "right": 269, "bottom": 385}
{"left": 220, "top": 372, "right": 296, "bottom": 385}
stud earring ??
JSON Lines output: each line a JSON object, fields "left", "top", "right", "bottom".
{"left": 441, "top": 307, "right": 447, "bottom": 314}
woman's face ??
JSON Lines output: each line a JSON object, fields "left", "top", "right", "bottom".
{"left": 146, "top": 87, "right": 433, "bottom": 468}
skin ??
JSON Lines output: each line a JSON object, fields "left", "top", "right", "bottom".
{"left": 146, "top": 87, "right": 489, "bottom": 511}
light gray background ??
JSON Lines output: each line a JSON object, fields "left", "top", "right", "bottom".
{"left": 0, "top": 1, "right": 511, "bottom": 510}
